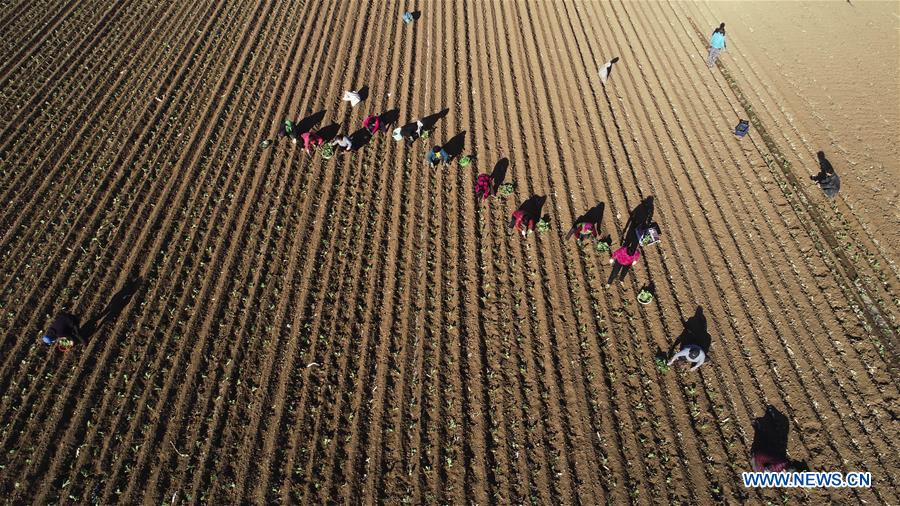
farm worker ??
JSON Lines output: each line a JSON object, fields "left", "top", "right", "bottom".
{"left": 42, "top": 312, "right": 83, "bottom": 347}
{"left": 707, "top": 23, "right": 726, "bottom": 68}
{"left": 811, "top": 151, "right": 840, "bottom": 198}
{"left": 300, "top": 131, "right": 324, "bottom": 152}
{"left": 393, "top": 120, "right": 425, "bottom": 145}
{"left": 751, "top": 451, "right": 791, "bottom": 472}
{"left": 426, "top": 145, "right": 449, "bottom": 167}
{"left": 363, "top": 115, "right": 381, "bottom": 135}
{"left": 475, "top": 173, "right": 493, "bottom": 203}
{"left": 607, "top": 244, "right": 640, "bottom": 284}
{"left": 332, "top": 135, "right": 353, "bottom": 152}
{"left": 566, "top": 222, "right": 599, "bottom": 243}
{"left": 277, "top": 119, "right": 297, "bottom": 143}
{"left": 342, "top": 90, "right": 362, "bottom": 107}
{"left": 667, "top": 344, "right": 706, "bottom": 371}
{"left": 509, "top": 209, "right": 535, "bottom": 237}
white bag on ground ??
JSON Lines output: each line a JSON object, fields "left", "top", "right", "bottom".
{"left": 599, "top": 57, "right": 619, "bottom": 84}
{"left": 342, "top": 90, "right": 362, "bottom": 107}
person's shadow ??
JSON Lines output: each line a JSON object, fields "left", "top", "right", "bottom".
{"left": 295, "top": 110, "right": 326, "bottom": 135}
{"left": 442, "top": 131, "right": 467, "bottom": 162}
{"left": 811, "top": 150, "right": 835, "bottom": 182}
{"left": 491, "top": 158, "right": 509, "bottom": 193}
{"left": 315, "top": 123, "right": 340, "bottom": 143}
{"left": 568, "top": 202, "right": 605, "bottom": 240}
{"left": 81, "top": 276, "right": 143, "bottom": 340}
{"left": 577, "top": 202, "right": 605, "bottom": 227}
{"left": 510, "top": 195, "right": 546, "bottom": 229}
{"left": 378, "top": 108, "right": 400, "bottom": 131}
{"left": 669, "top": 306, "right": 712, "bottom": 357}
{"left": 421, "top": 108, "right": 449, "bottom": 131}
{"left": 519, "top": 195, "right": 545, "bottom": 218}
{"left": 349, "top": 127, "right": 373, "bottom": 151}
{"left": 751, "top": 405, "right": 807, "bottom": 470}
{"left": 622, "top": 196, "right": 654, "bottom": 249}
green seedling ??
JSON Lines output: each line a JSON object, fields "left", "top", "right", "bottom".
{"left": 536, "top": 218, "right": 550, "bottom": 233}
{"left": 498, "top": 183, "right": 515, "bottom": 196}
{"left": 458, "top": 155, "right": 472, "bottom": 167}
{"left": 637, "top": 289, "right": 653, "bottom": 305}
{"left": 654, "top": 356, "right": 669, "bottom": 373}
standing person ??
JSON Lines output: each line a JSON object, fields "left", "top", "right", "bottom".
{"left": 811, "top": 151, "right": 840, "bottom": 198}
{"left": 509, "top": 209, "right": 536, "bottom": 237}
{"left": 475, "top": 173, "right": 493, "bottom": 203}
{"left": 363, "top": 115, "right": 382, "bottom": 135}
{"left": 608, "top": 244, "right": 641, "bottom": 284}
{"left": 42, "top": 312, "right": 83, "bottom": 347}
{"left": 277, "top": 119, "right": 298, "bottom": 144}
{"left": 707, "top": 23, "right": 727, "bottom": 68}
{"left": 426, "top": 145, "right": 449, "bottom": 167}
{"left": 332, "top": 135, "right": 353, "bottom": 152}
{"left": 668, "top": 344, "right": 706, "bottom": 370}
{"left": 300, "top": 131, "right": 324, "bottom": 153}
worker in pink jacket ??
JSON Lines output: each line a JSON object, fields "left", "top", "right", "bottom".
{"left": 300, "top": 131, "right": 324, "bottom": 152}
{"left": 363, "top": 115, "right": 381, "bottom": 135}
{"left": 475, "top": 173, "right": 493, "bottom": 203}
{"left": 608, "top": 244, "right": 640, "bottom": 284}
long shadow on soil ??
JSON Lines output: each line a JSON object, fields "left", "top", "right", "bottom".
{"left": 295, "top": 110, "right": 326, "bottom": 134}
{"left": 515, "top": 195, "right": 546, "bottom": 224}
{"left": 349, "top": 127, "right": 373, "bottom": 151}
{"left": 574, "top": 202, "right": 605, "bottom": 228}
{"left": 669, "top": 306, "right": 712, "bottom": 356}
{"left": 752, "top": 405, "right": 807, "bottom": 470}
{"left": 421, "top": 108, "right": 449, "bottom": 131}
{"left": 316, "top": 123, "right": 340, "bottom": 143}
{"left": 378, "top": 108, "right": 400, "bottom": 131}
{"left": 491, "top": 158, "right": 509, "bottom": 193}
{"left": 442, "top": 131, "right": 466, "bottom": 162}
{"left": 621, "top": 195, "right": 654, "bottom": 249}
{"left": 81, "top": 276, "right": 143, "bottom": 340}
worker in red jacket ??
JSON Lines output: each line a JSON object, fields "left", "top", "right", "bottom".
{"left": 566, "top": 221, "right": 599, "bottom": 244}
{"left": 509, "top": 209, "right": 535, "bottom": 237}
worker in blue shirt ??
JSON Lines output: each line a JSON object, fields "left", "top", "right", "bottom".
{"left": 425, "top": 145, "right": 449, "bottom": 167}
{"left": 707, "top": 23, "right": 727, "bottom": 68}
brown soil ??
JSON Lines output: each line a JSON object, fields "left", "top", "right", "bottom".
{"left": 0, "top": 1, "right": 896, "bottom": 504}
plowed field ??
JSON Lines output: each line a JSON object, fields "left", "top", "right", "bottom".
{"left": 1, "top": 1, "right": 897, "bottom": 504}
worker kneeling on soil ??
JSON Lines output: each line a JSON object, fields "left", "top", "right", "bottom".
{"left": 566, "top": 221, "right": 600, "bottom": 244}
{"left": 509, "top": 209, "right": 536, "bottom": 237}
{"left": 42, "top": 312, "right": 83, "bottom": 348}
{"left": 277, "top": 119, "right": 298, "bottom": 144}
{"left": 668, "top": 343, "right": 706, "bottom": 371}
